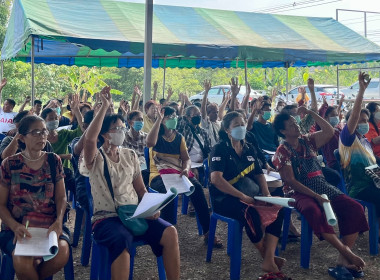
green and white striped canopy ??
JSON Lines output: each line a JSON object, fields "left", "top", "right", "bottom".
{"left": 2, "top": 0, "right": 380, "bottom": 68}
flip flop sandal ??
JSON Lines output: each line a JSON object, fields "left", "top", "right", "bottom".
{"left": 203, "top": 235, "right": 224, "bottom": 249}
{"left": 328, "top": 266, "right": 354, "bottom": 280}
{"left": 346, "top": 268, "right": 364, "bottom": 279}
{"left": 257, "top": 272, "right": 292, "bottom": 280}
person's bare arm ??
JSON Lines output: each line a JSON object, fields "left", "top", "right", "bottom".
{"left": 279, "top": 165, "right": 329, "bottom": 207}
{"left": 229, "top": 77, "right": 241, "bottom": 112}
{"left": 152, "top": 81, "right": 158, "bottom": 101}
{"left": 241, "top": 82, "right": 251, "bottom": 112}
{"left": 146, "top": 109, "right": 163, "bottom": 148}
{"left": 210, "top": 171, "right": 254, "bottom": 204}
{"left": 247, "top": 96, "right": 263, "bottom": 131}
{"left": 164, "top": 87, "right": 174, "bottom": 106}
{"left": 132, "top": 86, "right": 142, "bottom": 111}
{"left": 179, "top": 143, "right": 191, "bottom": 178}
{"left": 19, "top": 96, "right": 31, "bottom": 113}
{"left": 307, "top": 78, "right": 318, "bottom": 112}
{"left": 70, "top": 94, "right": 84, "bottom": 132}
{"left": 201, "top": 80, "right": 211, "bottom": 119}
{"left": 254, "top": 173, "right": 271, "bottom": 196}
{"left": 347, "top": 72, "right": 371, "bottom": 135}
{"left": 218, "top": 90, "right": 230, "bottom": 121}
{"left": 0, "top": 78, "right": 7, "bottom": 106}
{"left": 297, "top": 106, "right": 334, "bottom": 149}
{"left": 133, "top": 173, "right": 148, "bottom": 200}
{"left": 1, "top": 135, "right": 20, "bottom": 160}
{"left": 83, "top": 86, "right": 111, "bottom": 170}
{"left": 47, "top": 178, "right": 66, "bottom": 237}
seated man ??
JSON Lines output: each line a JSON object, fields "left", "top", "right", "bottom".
{"left": 248, "top": 101, "right": 278, "bottom": 153}
{"left": 122, "top": 110, "right": 150, "bottom": 186}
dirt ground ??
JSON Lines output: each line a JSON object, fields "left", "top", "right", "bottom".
{"left": 53, "top": 197, "right": 379, "bottom": 280}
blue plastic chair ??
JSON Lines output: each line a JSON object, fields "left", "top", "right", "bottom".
{"left": 206, "top": 212, "right": 243, "bottom": 280}
{"left": 145, "top": 147, "right": 203, "bottom": 235}
{"left": 72, "top": 177, "right": 93, "bottom": 266}
{"left": 90, "top": 238, "right": 166, "bottom": 280}
{"left": 0, "top": 246, "right": 75, "bottom": 280}
{"left": 334, "top": 149, "right": 379, "bottom": 256}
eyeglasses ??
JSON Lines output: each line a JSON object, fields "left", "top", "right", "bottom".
{"left": 109, "top": 126, "right": 127, "bottom": 133}
{"left": 26, "top": 129, "right": 49, "bottom": 137}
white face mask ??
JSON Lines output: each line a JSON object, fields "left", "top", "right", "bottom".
{"left": 46, "top": 120, "right": 59, "bottom": 131}
{"left": 108, "top": 131, "right": 125, "bottom": 146}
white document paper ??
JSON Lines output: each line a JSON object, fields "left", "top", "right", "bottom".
{"left": 161, "top": 174, "right": 195, "bottom": 196}
{"left": 191, "top": 161, "right": 203, "bottom": 169}
{"left": 262, "top": 170, "right": 281, "bottom": 180}
{"left": 262, "top": 149, "right": 276, "bottom": 155}
{"left": 254, "top": 196, "right": 295, "bottom": 208}
{"left": 15, "top": 228, "right": 58, "bottom": 261}
{"left": 321, "top": 194, "right": 337, "bottom": 226}
{"left": 129, "top": 187, "right": 178, "bottom": 219}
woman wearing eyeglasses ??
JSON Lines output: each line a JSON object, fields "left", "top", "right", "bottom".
{"left": 146, "top": 106, "right": 223, "bottom": 247}
{"left": 0, "top": 115, "right": 70, "bottom": 280}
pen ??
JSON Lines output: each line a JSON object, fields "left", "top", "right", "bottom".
{"left": 24, "top": 220, "right": 29, "bottom": 238}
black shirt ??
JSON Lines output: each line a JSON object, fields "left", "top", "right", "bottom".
{"left": 209, "top": 137, "right": 263, "bottom": 203}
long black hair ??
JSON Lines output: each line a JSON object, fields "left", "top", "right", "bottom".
{"left": 366, "top": 102, "right": 380, "bottom": 135}
{"left": 219, "top": 111, "right": 244, "bottom": 142}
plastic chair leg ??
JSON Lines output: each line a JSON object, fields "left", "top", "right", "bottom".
{"left": 157, "top": 256, "right": 166, "bottom": 280}
{"left": 81, "top": 211, "right": 92, "bottom": 266}
{"left": 72, "top": 207, "right": 84, "bottom": 247}
{"left": 90, "top": 242, "right": 101, "bottom": 280}
{"left": 368, "top": 204, "right": 379, "bottom": 255}
{"left": 181, "top": 195, "right": 189, "bottom": 215}
{"left": 230, "top": 221, "right": 242, "bottom": 280}
{"left": 1, "top": 253, "right": 15, "bottom": 280}
{"left": 281, "top": 208, "right": 292, "bottom": 251}
{"left": 300, "top": 215, "right": 313, "bottom": 269}
{"left": 206, "top": 214, "right": 218, "bottom": 262}
{"left": 195, "top": 211, "right": 203, "bottom": 236}
{"left": 64, "top": 245, "right": 75, "bottom": 280}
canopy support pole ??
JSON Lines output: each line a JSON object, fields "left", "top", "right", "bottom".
{"left": 336, "top": 66, "right": 340, "bottom": 105}
{"left": 0, "top": 60, "right": 3, "bottom": 82}
{"left": 285, "top": 63, "right": 289, "bottom": 102}
{"left": 162, "top": 57, "right": 167, "bottom": 99}
{"left": 244, "top": 59, "right": 248, "bottom": 86}
{"left": 143, "top": 0, "right": 153, "bottom": 105}
{"left": 31, "top": 37, "right": 35, "bottom": 105}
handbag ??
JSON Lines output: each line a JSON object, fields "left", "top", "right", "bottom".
{"left": 364, "top": 164, "right": 380, "bottom": 189}
{"left": 99, "top": 149, "right": 148, "bottom": 236}
{"left": 233, "top": 176, "right": 260, "bottom": 199}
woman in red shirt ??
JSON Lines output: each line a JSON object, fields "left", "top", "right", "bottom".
{"left": 365, "top": 102, "right": 380, "bottom": 160}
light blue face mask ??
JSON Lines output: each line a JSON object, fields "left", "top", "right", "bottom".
{"left": 54, "top": 107, "right": 61, "bottom": 116}
{"left": 230, "top": 126, "right": 246, "bottom": 140}
{"left": 356, "top": 123, "right": 369, "bottom": 135}
{"left": 133, "top": 121, "right": 144, "bottom": 132}
{"left": 329, "top": 116, "right": 339, "bottom": 127}
{"left": 262, "top": 111, "right": 272, "bottom": 121}
{"left": 294, "top": 115, "right": 301, "bottom": 124}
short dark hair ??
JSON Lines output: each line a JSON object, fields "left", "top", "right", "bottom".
{"left": 169, "top": 102, "right": 178, "bottom": 108}
{"left": 261, "top": 102, "right": 271, "bottom": 111}
{"left": 34, "top": 100, "right": 42, "bottom": 105}
{"left": 159, "top": 98, "right": 166, "bottom": 105}
{"left": 144, "top": 100, "right": 158, "bottom": 113}
{"left": 5, "top": 99, "right": 15, "bottom": 107}
{"left": 100, "top": 114, "right": 124, "bottom": 135}
{"left": 345, "top": 108, "right": 370, "bottom": 122}
{"left": 18, "top": 115, "right": 45, "bottom": 150}
{"left": 127, "top": 110, "right": 142, "bottom": 122}
{"left": 41, "top": 108, "right": 55, "bottom": 120}
{"left": 281, "top": 104, "right": 297, "bottom": 114}
{"left": 83, "top": 110, "right": 95, "bottom": 124}
{"left": 13, "top": 111, "right": 29, "bottom": 124}
{"left": 273, "top": 113, "right": 292, "bottom": 138}
{"left": 324, "top": 106, "right": 337, "bottom": 118}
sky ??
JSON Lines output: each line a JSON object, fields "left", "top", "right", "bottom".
{"left": 125, "top": 0, "right": 380, "bottom": 44}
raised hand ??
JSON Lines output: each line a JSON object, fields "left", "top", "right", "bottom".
{"left": 203, "top": 80, "right": 212, "bottom": 93}
{"left": 229, "top": 77, "right": 241, "bottom": 97}
{"left": 322, "top": 95, "right": 327, "bottom": 105}
{"left": 254, "top": 96, "right": 264, "bottom": 111}
{"left": 246, "top": 82, "right": 251, "bottom": 95}
{"left": 119, "top": 100, "right": 130, "bottom": 116}
{"left": 153, "top": 81, "right": 158, "bottom": 92}
{"left": 70, "top": 93, "right": 81, "bottom": 111}
{"left": 307, "top": 78, "right": 315, "bottom": 92}
{"left": 167, "top": 87, "right": 173, "bottom": 99}
{"left": 157, "top": 108, "right": 164, "bottom": 121}
{"left": 100, "top": 86, "right": 112, "bottom": 108}
{"left": 359, "top": 72, "right": 371, "bottom": 90}
{"left": 0, "top": 78, "right": 7, "bottom": 90}
{"left": 25, "top": 96, "right": 31, "bottom": 103}
{"left": 134, "top": 85, "right": 142, "bottom": 97}
{"left": 271, "top": 87, "right": 277, "bottom": 100}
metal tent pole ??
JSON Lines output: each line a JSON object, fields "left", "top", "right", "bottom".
{"left": 143, "top": 0, "right": 153, "bottom": 105}
{"left": 31, "top": 37, "right": 35, "bottom": 104}
{"left": 286, "top": 64, "right": 289, "bottom": 102}
{"left": 162, "top": 57, "right": 167, "bottom": 99}
{"left": 0, "top": 60, "right": 3, "bottom": 82}
{"left": 336, "top": 66, "right": 340, "bottom": 105}
{"left": 244, "top": 59, "right": 248, "bottom": 86}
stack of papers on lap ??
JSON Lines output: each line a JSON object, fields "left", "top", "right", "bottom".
{"left": 191, "top": 161, "right": 203, "bottom": 169}
{"left": 254, "top": 196, "right": 295, "bottom": 208}
{"left": 262, "top": 149, "right": 276, "bottom": 155}
{"left": 15, "top": 228, "right": 58, "bottom": 261}
{"left": 129, "top": 187, "right": 178, "bottom": 219}
{"left": 161, "top": 174, "right": 195, "bottom": 196}
{"left": 262, "top": 170, "right": 282, "bottom": 181}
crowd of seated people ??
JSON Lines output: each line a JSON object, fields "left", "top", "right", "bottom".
{"left": 0, "top": 72, "right": 379, "bottom": 280}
